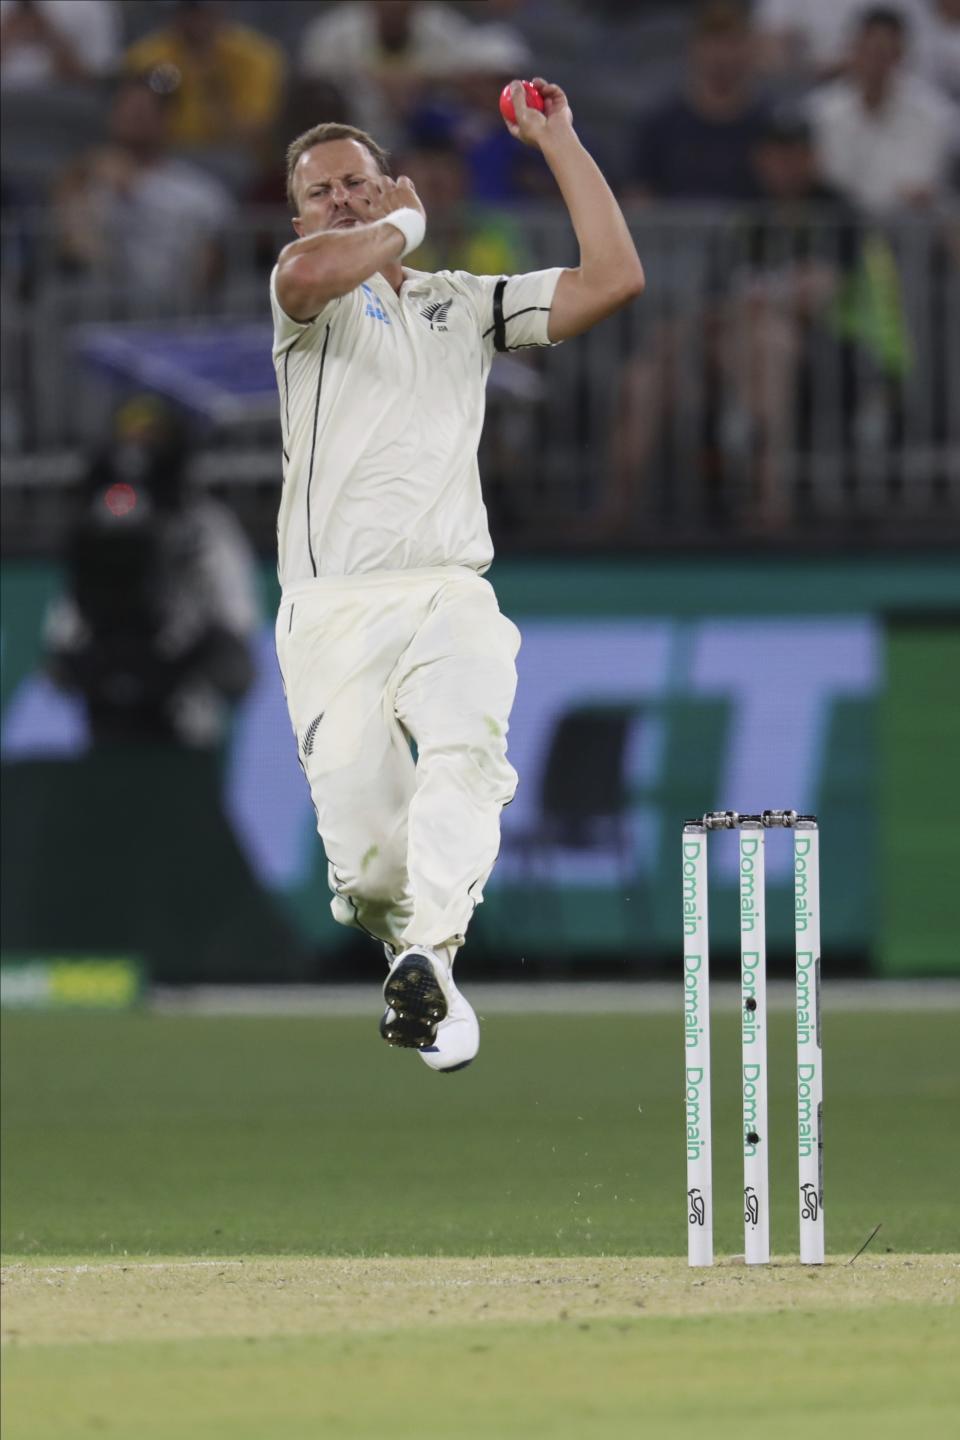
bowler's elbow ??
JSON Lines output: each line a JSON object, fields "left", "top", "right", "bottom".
{"left": 595, "top": 261, "right": 646, "bottom": 317}
{"left": 593, "top": 263, "right": 646, "bottom": 325}
{"left": 276, "top": 247, "right": 339, "bottom": 322}
{"left": 548, "top": 263, "right": 645, "bottom": 341}
{"left": 617, "top": 260, "right": 646, "bottom": 303}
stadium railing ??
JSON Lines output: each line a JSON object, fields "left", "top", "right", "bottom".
{"left": 2, "top": 206, "right": 958, "bottom": 553}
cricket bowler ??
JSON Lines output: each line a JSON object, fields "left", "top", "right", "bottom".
{"left": 271, "top": 78, "right": 644, "bottom": 1072}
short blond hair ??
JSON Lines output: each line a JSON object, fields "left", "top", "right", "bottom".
{"left": 285, "top": 123, "right": 391, "bottom": 210}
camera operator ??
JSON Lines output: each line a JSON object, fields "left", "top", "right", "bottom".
{"left": 45, "top": 396, "right": 259, "bottom": 747}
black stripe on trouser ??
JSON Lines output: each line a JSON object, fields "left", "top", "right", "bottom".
{"left": 331, "top": 864, "right": 389, "bottom": 947}
{"left": 305, "top": 323, "right": 332, "bottom": 578}
{"left": 294, "top": 751, "right": 319, "bottom": 827}
{"left": 463, "top": 868, "right": 489, "bottom": 932}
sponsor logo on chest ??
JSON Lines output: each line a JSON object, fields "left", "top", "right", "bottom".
{"left": 361, "top": 282, "right": 390, "bottom": 324}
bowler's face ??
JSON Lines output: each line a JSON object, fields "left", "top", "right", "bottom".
{"left": 292, "top": 140, "right": 385, "bottom": 238}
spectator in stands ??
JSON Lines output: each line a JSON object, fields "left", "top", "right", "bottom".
{"left": 45, "top": 395, "right": 259, "bottom": 748}
{"left": 611, "top": 112, "right": 865, "bottom": 534}
{"left": 913, "top": 0, "right": 960, "bottom": 103}
{"left": 247, "top": 76, "right": 350, "bottom": 211}
{"left": 628, "top": 0, "right": 770, "bottom": 203}
{"left": 0, "top": 0, "right": 118, "bottom": 88}
{"left": 53, "top": 73, "right": 234, "bottom": 301}
{"left": 756, "top": 0, "right": 878, "bottom": 83}
{"left": 124, "top": 0, "right": 283, "bottom": 153}
{"left": 756, "top": 0, "right": 960, "bottom": 96}
{"left": 397, "top": 136, "right": 531, "bottom": 275}
{"left": 809, "top": 6, "right": 958, "bottom": 214}
{"left": 715, "top": 111, "right": 867, "bottom": 527}
{"left": 404, "top": 24, "right": 557, "bottom": 206}
{"left": 298, "top": 0, "right": 480, "bottom": 149}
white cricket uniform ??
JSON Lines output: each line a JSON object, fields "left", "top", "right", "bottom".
{"left": 270, "top": 260, "right": 563, "bottom": 952}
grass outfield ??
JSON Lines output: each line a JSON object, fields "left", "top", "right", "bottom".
{"left": 3, "top": 1008, "right": 959, "bottom": 1437}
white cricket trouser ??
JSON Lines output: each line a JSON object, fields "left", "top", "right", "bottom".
{"left": 275, "top": 566, "right": 520, "bottom": 953}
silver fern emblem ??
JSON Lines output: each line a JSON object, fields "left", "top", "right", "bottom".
{"left": 420, "top": 300, "right": 452, "bottom": 330}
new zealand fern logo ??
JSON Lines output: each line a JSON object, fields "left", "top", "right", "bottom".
{"left": 420, "top": 300, "right": 452, "bottom": 332}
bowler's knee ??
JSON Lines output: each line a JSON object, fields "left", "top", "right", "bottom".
{"left": 421, "top": 721, "right": 518, "bottom": 806}
{"left": 337, "top": 840, "right": 407, "bottom": 907}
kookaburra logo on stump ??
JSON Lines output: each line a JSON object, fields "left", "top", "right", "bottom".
{"left": 688, "top": 1188, "right": 706, "bottom": 1226}
{"left": 800, "top": 1182, "right": 819, "bottom": 1220}
{"left": 420, "top": 300, "right": 452, "bottom": 331}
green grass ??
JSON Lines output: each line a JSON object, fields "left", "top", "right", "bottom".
{"left": 3, "top": 1009, "right": 958, "bottom": 1439}
{"left": 4, "top": 1305, "right": 959, "bottom": 1440}
{"left": 2, "top": 1009, "right": 958, "bottom": 1257}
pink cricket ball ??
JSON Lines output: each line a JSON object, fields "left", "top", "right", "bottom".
{"left": 499, "top": 81, "right": 545, "bottom": 125}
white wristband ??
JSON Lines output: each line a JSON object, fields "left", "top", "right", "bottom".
{"left": 380, "top": 206, "right": 425, "bottom": 257}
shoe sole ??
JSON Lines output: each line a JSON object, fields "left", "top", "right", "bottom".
{"left": 381, "top": 955, "right": 448, "bottom": 1049}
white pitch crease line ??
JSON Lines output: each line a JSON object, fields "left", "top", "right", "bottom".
{"left": 6, "top": 1261, "right": 248, "bottom": 1276}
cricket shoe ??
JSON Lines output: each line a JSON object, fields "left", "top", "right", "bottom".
{"left": 380, "top": 948, "right": 479, "bottom": 1072}
{"left": 380, "top": 947, "right": 451, "bottom": 1051}
{"left": 417, "top": 975, "right": 479, "bottom": 1073}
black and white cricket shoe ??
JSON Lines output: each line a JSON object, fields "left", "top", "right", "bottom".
{"left": 380, "top": 947, "right": 450, "bottom": 1050}
{"left": 380, "top": 947, "right": 480, "bottom": 1072}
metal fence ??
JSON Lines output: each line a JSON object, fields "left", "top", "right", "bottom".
{"left": 2, "top": 206, "right": 958, "bottom": 553}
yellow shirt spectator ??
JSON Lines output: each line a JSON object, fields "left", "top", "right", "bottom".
{"left": 125, "top": 18, "right": 284, "bottom": 149}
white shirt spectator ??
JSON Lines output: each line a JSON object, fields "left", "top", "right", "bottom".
{"left": 300, "top": 1, "right": 474, "bottom": 79}
{"left": 104, "top": 161, "right": 233, "bottom": 296}
{"left": 913, "top": 0, "right": 960, "bottom": 102}
{"left": 809, "top": 70, "right": 958, "bottom": 212}
{"left": 61, "top": 156, "right": 234, "bottom": 297}
{"left": 298, "top": 1, "right": 479, "bottom": 144}
{"left": 0, "top": 0, "right": 119, "bottom": 88}
{"left": 754, "top": 0, "right": 930, "bottom": 75}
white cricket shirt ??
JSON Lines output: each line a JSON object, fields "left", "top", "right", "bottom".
{"left": 269, "top": 262, "right": 562, "bottom": 586}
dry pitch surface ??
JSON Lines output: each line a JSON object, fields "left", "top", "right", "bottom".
{"left": 3, "top": 1253, "right": 956, "bottom": 1344}
{"left": 3, "top": 1254, "right": 958, "bottom": 1440}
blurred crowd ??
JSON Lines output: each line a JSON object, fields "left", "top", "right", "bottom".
{"left": 3, "top": 2, "right": 957, "bottom": 248}
{"left": 1, "top": 0, "right": 958, "bottom": 540}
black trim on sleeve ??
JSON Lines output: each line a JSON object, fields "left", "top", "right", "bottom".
{"left": 492, "top": 278, "right": 507, "bottom": 352}
{"left": 482, "top": 303, "right": 553, "bottom": 345}
{"left": 305, "top": 322, "right": 331, "bottom": 579}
